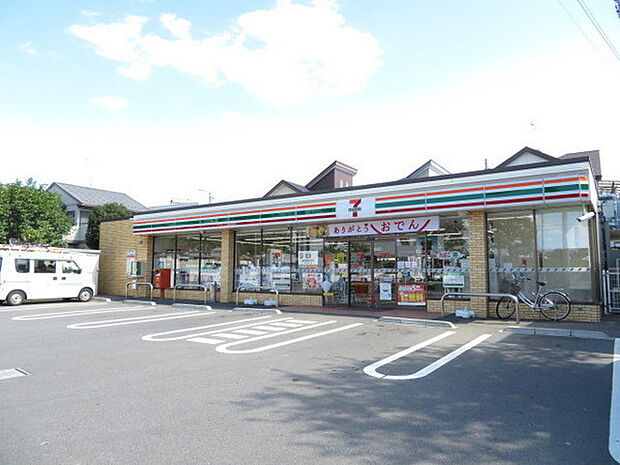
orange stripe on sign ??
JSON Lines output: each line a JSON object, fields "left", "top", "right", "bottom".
{"left": 543, "top": 176, "right": 584, "bottom": 185}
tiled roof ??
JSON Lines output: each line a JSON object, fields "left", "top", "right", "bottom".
{"left": 51, "top": 182, "right": 147, "bottom": 212}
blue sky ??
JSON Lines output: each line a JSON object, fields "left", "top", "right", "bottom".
{"left": 1, "top": 0, "right": 619, "bottom": 205}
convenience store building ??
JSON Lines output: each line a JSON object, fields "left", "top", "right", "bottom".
{"left": 99, "top": 147, "right": 603, "bottom": 321}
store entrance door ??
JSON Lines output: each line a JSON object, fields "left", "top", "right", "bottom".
{"left": 349, "top": 241, "right": 373, "bottom": 306}
{"left": 373, "top": 240, "right": 397, "bottom": 307}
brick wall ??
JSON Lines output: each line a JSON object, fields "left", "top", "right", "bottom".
{"left": 99, "top": 219, "right": 152, "bottom": 296}
{"left": 220, "top": 230, "right": 235, "bottom": 303}
{"left": 468, "top": 210, "right": 489, "bottom": 317}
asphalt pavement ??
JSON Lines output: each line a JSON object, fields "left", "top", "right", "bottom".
{"left": 0, "top": 300, "right": 616, "bottom": 465}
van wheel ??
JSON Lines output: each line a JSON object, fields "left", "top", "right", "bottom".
{"left": 78, "top": 288, "right": 93, "bottom": 302}
{"left": 6, "top": 291, "right": 25, "bottom": 306}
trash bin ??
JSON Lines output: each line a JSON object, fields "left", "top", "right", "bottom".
{"left": 208, "top": 283, "right": 216, "bottom": 303}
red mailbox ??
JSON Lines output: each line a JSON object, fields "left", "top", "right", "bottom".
{"left": 154, "top": 268, "right": 171, "bottom": 289}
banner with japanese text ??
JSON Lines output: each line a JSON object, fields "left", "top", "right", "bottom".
{"left": 326, "top": 217, "right": 439, "bottom": 237}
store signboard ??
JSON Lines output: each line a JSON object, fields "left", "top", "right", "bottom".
{"left": 298, "top": 250, "right": 319, "bottom": 267}
{"left": 443, "top": 272, "right": 465, "bottom": 287}
{"left": 379, "top": 282, "right": 392, "bottom": 301}
{"left": 335, "top": 197, "right": 375, "bottom": 220}
{"left": 327, "top": 216, "right": 439, "bottom": 237}
{"left": 397, "top": 284, "right": 427, "bottom": 306}
{"left": 303, "top": 272, "right": 322, "bottom": 290}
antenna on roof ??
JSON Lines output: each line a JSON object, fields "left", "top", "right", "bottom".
{"left": 484, "top": 158, "right": 488, "bottom": 170}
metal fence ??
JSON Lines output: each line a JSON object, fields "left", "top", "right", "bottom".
{"left": 606, "top": 268, "right": 620, "bottom": 313}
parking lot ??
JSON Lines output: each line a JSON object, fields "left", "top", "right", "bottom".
{"left": 0, "top": 300, "right": 617, "bottom": 465}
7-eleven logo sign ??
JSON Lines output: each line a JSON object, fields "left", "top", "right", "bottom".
{"left": 336, "top": 197, "right": 375, "bottom": 219}
{"left": 348, "top": 199, "right": 362, "bottom": 217}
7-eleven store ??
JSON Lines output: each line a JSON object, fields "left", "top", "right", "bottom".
{"left": 99, "top": 148, "right": 603, "bottom": 321}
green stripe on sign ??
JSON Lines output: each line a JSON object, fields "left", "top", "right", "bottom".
{"left": 485, "top": 187, "right": 542, "bottom": 199}
{"left": 375, "top": 198, "right": 425, "bottom": 209}
{"left": 426, "top": 192, "right": 484, "bottom": 205}
{"left": 296, "top": 207, "right": 336, "bottom": 216}
{"left": 544, "top": 184, "right": 583, "bottom": 194}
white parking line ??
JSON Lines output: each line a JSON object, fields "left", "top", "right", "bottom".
{"left": 67, "top": 311, "right": 214, "bottom": 329}
{"left": 364, "top": 332, "right": 492, "bottom": 380}
{"left": 609, "top": 338, "right": 620, "bottom": 463}
{"left": 189, "top": 337, "right": 226, "bottom": 345}
{"left": 215, "top": 321, "right": 364, "bottom": 354}
{"left": 141, "top": 316, "right": 274, "bottom": 342}
{"left": 0, "top": 302, "right": 104, "bottom": 313}
{"left": 12, "top": 306, "right": 153, "bottom": 321}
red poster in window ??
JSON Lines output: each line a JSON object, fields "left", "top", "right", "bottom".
{"left": 397, "top": 284, "right": 426, "bottom": 306}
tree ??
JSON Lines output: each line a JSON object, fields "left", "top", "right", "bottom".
{"left": 86, "top": 203, "right": 132, "bottom": 249}
{"left": 0, "top": 179, "right": 72, "bottom": 246}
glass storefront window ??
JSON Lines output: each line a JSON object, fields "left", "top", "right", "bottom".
{"left": 235, "top": 230, "right": 262, "bottom": 288}
{"left": 291, "top": 227, "right": 323, "bottom": 294}
{"left": 153, "top": 237, "right": 176, "bottom": 287}
{"left": 536, "top": 208, "right": 592, "bottom": 301}
{"left": 175, "top": 236, "right": 201, "bottom": 285}
{"left": 426, "top": 216, "right": 470, "bottom": 297}
{"left": 489, "top": 207, "right": 594, "bottom": 302}
{"left": 488, "top": 211, "right": 536, "bottom": 295}
{"left": 261, "top": 228, "right": 292, "bottom": 291}
{"left": 201, "top": 234, "right": 222, "bottom": 285}
{"left": 323, "top": 241, "right": 349, "bottom": 305}
{"left": 153, "top": 234, "right": 221, "bottom": 288}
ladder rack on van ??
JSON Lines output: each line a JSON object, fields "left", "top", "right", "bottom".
{"left": 0, "top": 244, "right": 99, "bottom": 254}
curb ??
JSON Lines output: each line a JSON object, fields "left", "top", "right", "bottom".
{"left": 502, "top": 326, "right": 611, "bottom": 340}
{"left": 232, "top": 307, "right": 281, "bottom": 315}
{"left": 378, "top": 316, "right": 456, "bottom": 329}
{"left": 123, "top": 299, "right": 157, "bottom": 306}
{"left": 171, "top": 303, "right": 213, "bottom": 311}
{"left": 92, "top": 297, "right": 111, "bottom": 303}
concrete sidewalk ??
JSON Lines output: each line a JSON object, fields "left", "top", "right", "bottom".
{"left": 100, "top": 294, "right": 620, "bottom": 336}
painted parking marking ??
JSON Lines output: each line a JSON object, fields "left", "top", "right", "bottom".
{"left": 252, "top": 325, "right": 287, "bottom": 332}
{"left": 267, "top": 322, "right": 305, "bottom": 328}
{"left": 213, "top": 332, "right": 248, "bottom": 340}
{"left": 189, "top": 337, "right": 226, "bottom": 345}
{"left": 12, "top": 306, "right": 153, "bottom": 321}
{"left": 364, "top": 332, "right": 492, "bottom": 380}
{"left": 67, "top": 311, "right": 215, "bottom": 329}
{"left": 235, "top": 329, "right": 268, "bottom": 336}
{"left": 141, "top": 315, "right": 274, "bottom": 342}
{"left": 0, "top": 302, "right": 104, "bottom": 313}
{"left": 609, "top": 338, "right": 620, "bottom": 463}
{"left": 214, "top": 322, "right": 364, "bottom": 354}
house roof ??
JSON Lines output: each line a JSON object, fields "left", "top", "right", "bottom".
{"left": 495, "top": 146, "right": 557, "bottom": 169}
{"left": 305, "top": 160, "right": 358, "bottom": 190}
{"left": 406, "top": 160, "right": 451, "bottom": 179}
{"left": 560, "top": 150, "right": 601, "bottom": 179}
{"left": 49, "top": 182, "right": 147, "bottom": 212}
{"left": 131, "top": 153, "right": 592, "bottom": 218}
{"left": 264, "top": 179, "right": 310, "bottom": 197}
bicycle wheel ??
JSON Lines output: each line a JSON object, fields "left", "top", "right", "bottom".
{"left": 539, "top": 291, "right": 571, "bottom": 321}
{"left": 496, "top": 296, "right": 517, "bottom": 319}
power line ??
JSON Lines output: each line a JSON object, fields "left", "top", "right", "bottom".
{"left": 556, "top": 0, "right": 615, "bottom": 65}
{"left": 574, "top": 0, "right": 620, "bottom": 62}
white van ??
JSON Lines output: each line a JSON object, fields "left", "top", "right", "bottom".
{"left": 0, "top": 245, "right": 100, "bottom": 306}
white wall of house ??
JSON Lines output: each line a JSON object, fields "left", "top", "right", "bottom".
{"left": 47, "top": 185, "right": 90, "bottom": 247}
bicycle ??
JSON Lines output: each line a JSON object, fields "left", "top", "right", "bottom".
{"left": 496, "top": 273, "right": 572, "bottom": 321}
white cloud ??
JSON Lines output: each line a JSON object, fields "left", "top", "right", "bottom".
{"left": 69, "top": 1, "right": 382, "bottom": 105}
{"left": 80, "top": 10, "right": 100, "bottom": 17}
{"left": 90, "top": 96, "right": 128, "bottom": 110}
{"left": 2, "top": 42, "right": 617, "bottom": 207}
{"left": 18, "top": 42, "right": 38, "bottom": 55}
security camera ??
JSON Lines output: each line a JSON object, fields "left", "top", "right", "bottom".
{"left": 577, "top": 211, "right": 595, "bottom": 222}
